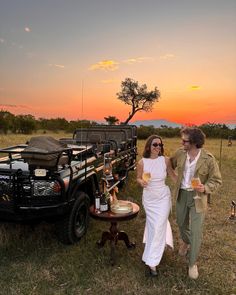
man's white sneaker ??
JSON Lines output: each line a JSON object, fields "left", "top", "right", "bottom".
{"left": 188, "top": 264, "right": 199, "bottom": 279}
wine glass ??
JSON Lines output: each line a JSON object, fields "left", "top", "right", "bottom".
{"left": 142, "top": 172, "right": 151, "bottom": 182}
{"left": 191, "top": 177, "right": 201, "bottom": 199}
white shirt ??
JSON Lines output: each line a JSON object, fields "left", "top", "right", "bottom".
{"left": 181, "top": 150, "right": 201, "bottom": 190}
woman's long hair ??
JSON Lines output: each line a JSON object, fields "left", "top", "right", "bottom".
{"left": 142, "top": 135, "right": 164, "bottom": 158}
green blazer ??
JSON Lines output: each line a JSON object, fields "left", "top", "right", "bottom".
{"left": 170, "top": 148, "right": 222, "bottom": 213}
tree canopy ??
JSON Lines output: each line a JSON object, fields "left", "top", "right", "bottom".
{"left": 104, "top": 116, "right": 119, "bottom": 125}
{"left": 116, "top": 78, "right": 160, "bottom": 124}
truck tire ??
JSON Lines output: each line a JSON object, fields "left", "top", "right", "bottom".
{"left": 56, "top": 191, "right": 90, "bottom": 244}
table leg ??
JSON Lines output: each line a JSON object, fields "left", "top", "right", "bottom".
{"left": 117, "top": 231, "right": 136, "bottom": 249}
{"left": 110, "top": 239, "right": 116, "bottom": 265}
{"left": 109, "top": 222, "right": 118, "bottom": 265}
{"left": 96, "top": 231, "right": 112, "bottom": 248}
{"left": 96, "top": 221, "right": 135, "bottom": 265}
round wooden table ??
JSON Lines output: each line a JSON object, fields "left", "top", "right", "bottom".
{"left": 90, "top": 201, "right": 140, "bottom": 265}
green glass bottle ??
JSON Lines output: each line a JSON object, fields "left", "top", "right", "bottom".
{"left": 100, "top": 193, "right": 109, "bottom": 212}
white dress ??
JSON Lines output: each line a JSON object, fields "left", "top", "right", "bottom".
{"left": 142, "top": 156, "right": 173, "bottom": 267}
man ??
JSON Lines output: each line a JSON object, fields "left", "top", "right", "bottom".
{"left": 170, "top": 127, "right": 222, "bottom": 279}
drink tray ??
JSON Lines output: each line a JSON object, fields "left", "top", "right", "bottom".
{"left": 110, "top": 200, "right": 133, "bottom": 214}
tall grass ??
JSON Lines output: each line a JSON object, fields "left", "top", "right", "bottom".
{"left": 0, "top": 133, "right": 235, "bottom": 295}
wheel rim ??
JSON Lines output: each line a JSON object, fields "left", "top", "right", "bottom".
{"left": 74, "top": 203, "right": 88, "bottom": 237}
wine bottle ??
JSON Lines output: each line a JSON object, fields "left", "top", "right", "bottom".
{"left": 100, "top": 193, "right": 109, "bottom": 212}
{"left": 94, "top": 190, "right": 101, "bottom": 213}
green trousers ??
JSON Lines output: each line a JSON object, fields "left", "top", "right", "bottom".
{"left": 176, "top": 189, "right": 205, "bottom": 266}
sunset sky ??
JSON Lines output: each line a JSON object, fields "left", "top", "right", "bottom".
{"left": 0, "top": 0, "right": 235, "bottom": 125}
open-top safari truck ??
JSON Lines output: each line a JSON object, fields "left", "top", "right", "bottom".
{"left": 0, "top": 125, "right": 137, "bottom": 244}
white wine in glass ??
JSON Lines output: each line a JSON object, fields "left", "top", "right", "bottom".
{"left": 191, "top": 177, "right": 201, "bottom": 199}
{"left": 142, "top": 172, "right": 151, "bottom": 182}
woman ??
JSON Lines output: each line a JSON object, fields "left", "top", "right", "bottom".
{"left": 137, "top": 135, "right": 176, "bottom": 276}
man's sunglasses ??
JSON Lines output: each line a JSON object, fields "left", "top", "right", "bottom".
{"left": 182, "top": 139, "right": 190, "bottom": 143}
{"left": 152, "top": 143, "right": 163, "bottom": 147}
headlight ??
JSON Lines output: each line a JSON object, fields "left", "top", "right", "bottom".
{"left": 33, "top": 180, "right": 61, "bottom": 196}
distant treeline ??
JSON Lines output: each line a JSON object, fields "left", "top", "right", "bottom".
{"left": 137, "top": 124, "right": 235, "bottom": 140}
{"left": 0, "top": 110, "right": 235, "bottom": 139}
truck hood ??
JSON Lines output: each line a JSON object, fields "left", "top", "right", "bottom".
{"left": 0, "top": 160, "right": 29, "bottom": 171}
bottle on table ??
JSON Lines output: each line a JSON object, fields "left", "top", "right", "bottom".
{"left": 94, "top": 190, "right": 101, "bottom": 213}
{"left": 100, "top": 192, "right": 109, "bottom": 212}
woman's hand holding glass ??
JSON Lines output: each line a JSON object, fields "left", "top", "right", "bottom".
{"left": 142, "top": 172, "right": 151, "bottom": 187}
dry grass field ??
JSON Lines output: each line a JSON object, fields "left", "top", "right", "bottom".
{"left": 0, "top": 132, "right": 235, "bottom": 295}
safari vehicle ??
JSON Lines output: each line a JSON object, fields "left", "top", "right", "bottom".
{"left": 0, "top": 125, "right": 137, "bottom": 244}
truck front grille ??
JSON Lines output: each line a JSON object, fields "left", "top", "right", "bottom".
{"left": 0, "top": 176, "right": 15, "bottom": 211}
{"left": 0, "top": 171, "right": 63, "bottom": 210}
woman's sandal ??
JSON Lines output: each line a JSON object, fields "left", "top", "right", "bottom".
{"left": 146, "top": 266, "right": 158, "bottom": 277}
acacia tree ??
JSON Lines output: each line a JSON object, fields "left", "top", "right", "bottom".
{"left": 116, "top": 78, "right": 160, "bottom": 124}
{"left": 104, "top": 116, "right": 119, "bottom": 125}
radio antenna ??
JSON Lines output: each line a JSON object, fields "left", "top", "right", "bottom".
{"left": 81, "top": 79, "right": 84, "bottom": 120}
{"left": 80, "top": 79, "right": 88, "bottom": 185}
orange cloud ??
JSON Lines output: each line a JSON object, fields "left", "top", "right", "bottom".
{"left": 0, "top": 104, "right": 30, "bottom": 109}
{"left": 89, "top": 60, "right": 119, "bottom": 71}
{"left": 160, "top": 54, "right": 175, "bottom": 60}
{"left": 49, "top": 64, "right": 65, "bottom": 69}
{"left": 189, "top": 85, "right": 201, "bottom": 90}
{"left": 89, "top": 56, "right": 154, "bottom": 73}
{"left": 123, "top": 57, "right": 154, "bottom": 64}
